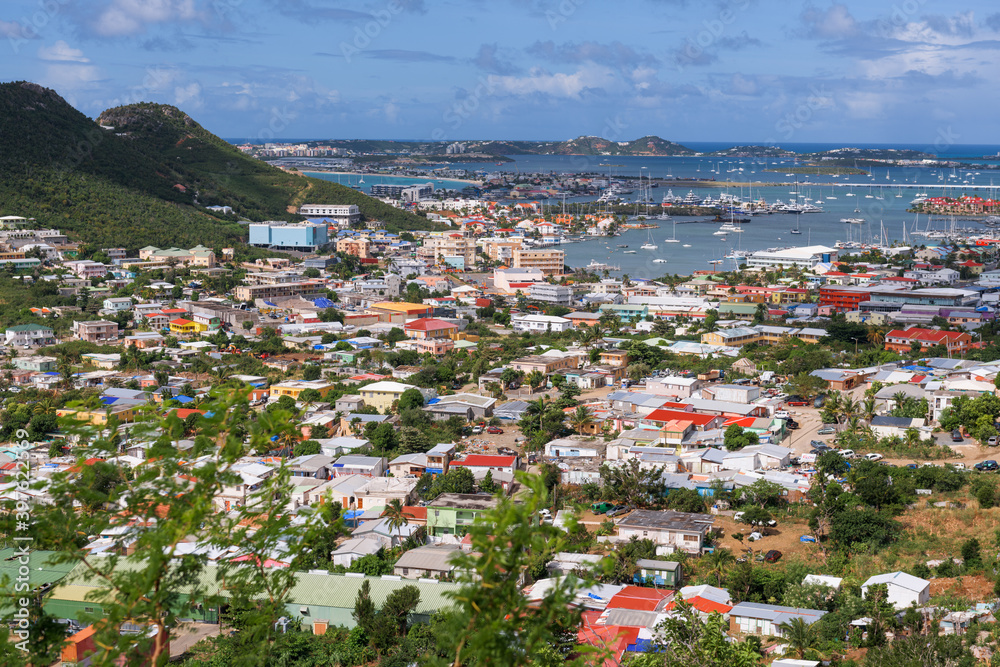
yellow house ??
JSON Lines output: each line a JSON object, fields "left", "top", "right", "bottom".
{"left": 701, "top": 327, "right": 760, "bottom": 347}
{"left": 358, "top": 380, "right": 424, "bottom": 413}
{"left": 57, "top": 406, "right": 137, "bottom": 425}
{"left": 269, "top": 380, "right": 336, "bottom": 401}
{"left": 169, "top": 318, "right": 207, "bottom": 334}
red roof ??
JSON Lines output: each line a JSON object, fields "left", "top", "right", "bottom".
{"left": 451, "top": 454, "right": 517, "bottom": 468}
{"left": 722, "top": 416, "right": 757, "bottom": 428}
{"left": 161, "top": 308, "right": 187, "bottom": 314}
{"left": 645, "top": 409, "right": 716, "bottom": 426}
{"left": 174, "top": 409, "right": 206, "bottom": 419}
{"left": 665, "top": 596, "right": 732, "bottom": 614}
{"left": 886, "top": 327, "right": 970, "bottom": 344}
{"left": 401, "top": 506, "right": 426, "bottom": 522}
{"left": 404, "top": 318, "right": 457, "bottom": 332}
{"left": 605, "top": 586, "right": 672, "bottom": 611}
{"left": 170, "top": 318, "right": 194, "bottom": 326}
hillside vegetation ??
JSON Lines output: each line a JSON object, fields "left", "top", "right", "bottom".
{"left": 0, "top": 81, "right": 439, "bottom": 251}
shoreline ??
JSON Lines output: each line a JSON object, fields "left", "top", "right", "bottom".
{"left": 301, "top": 170, "right": 483, "bottom": 187}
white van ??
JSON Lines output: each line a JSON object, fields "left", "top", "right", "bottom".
{"left": 773, "top": 410, "right": 791, "bottom": 420}
{"left": 839, "top": 449, "right": 857, "bottom": 459}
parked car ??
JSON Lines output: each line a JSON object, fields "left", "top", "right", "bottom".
{"left": 952, "top": 430, "right": 963, "bottom": 442}
{"left": 486, "top": 426, "right": 503, "bottom": 434}
{"left": 471, "top": 426, "right": 484, "bottom": 435}
{"left": 773, "top": 410, "right": 791, "bottom": 420}
{"left": 786, "top": 399, "right": 810, "bottom": 407}
{"left": 989, "top": 436, "right": 998, "bottom": 447}
{"left": 839, "top": 449, "right": 857, "bottom": 459}
{"left": 748, "top": 531, "right": 762, "bottom": 541}
{"left": 865, "top": 453, "right": 884, "bottom": 462}
{"left": 591, "top": 502, "right": 614, "bottom": 514}
{"left": 764, "top": 550, "right": 783, "bottom": 563}
{"left": 952, "top": 462, "right": 967, "bottom": 471}
{"left": 527, "top": 454, "right": 538, "bottom": 465}
{"left": 786, "top": 421, "right": 800, "bottom": 430}
{"left": 975, "top": 460, "right": 1000, "bottom": 472}
{"left": 606, "top": 505, "right": 632, "bottom": 518}
{"left": 817, "top": 426, "right": 837, "bottom": 435}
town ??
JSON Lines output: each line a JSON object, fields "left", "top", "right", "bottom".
{"left": 4, "top": 194, "right": 1000, "bottom": 666}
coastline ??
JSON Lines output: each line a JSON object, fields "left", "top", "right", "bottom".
{"left": 302, "top": 170, "right": 483, "bottom": 187}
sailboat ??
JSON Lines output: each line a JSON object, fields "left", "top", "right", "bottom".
{"left": 640, "top": 228, "right": 658, "bottom": 250}
{"left": 664, "top": 219, "right": 680, "bottom": 243}
{"left": 790, "top": 214, "right": 802, "bottom": 235}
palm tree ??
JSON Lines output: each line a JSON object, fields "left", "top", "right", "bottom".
{"left": 868, "top": 326, "right": 886, "bottom": 347}
{"left": 382, "top": 499, "right": 414, "bottom": 536}
{"left": 570, "top": 406, "right": 594, "bottom": 435}
{"left": 841, "top": 397, "right": 858, "bottom": 425}
{"left": 704, "top": 548, "right": 734, "bottom": 587}
{"left": 862, "top": 396, "right": 878, "bottom": 422}
{"left": 778, "top": 616, "right": 821, "bottom": 660}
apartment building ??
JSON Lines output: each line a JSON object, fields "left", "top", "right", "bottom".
{"left": 512, "top": 248, "right": 565, "bottom": 276}
{"left": 298, "top": 204, "right": 361, "bottom": 225}
{"left": 234, "top": 282, "right": 322, "bottom": 302}
{"left": 72, "top": 320, "right": 120, "bottom": 343}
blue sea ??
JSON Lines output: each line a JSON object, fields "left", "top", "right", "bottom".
{"left": 277, "top": 142, "right": 1000, "bottom": 278}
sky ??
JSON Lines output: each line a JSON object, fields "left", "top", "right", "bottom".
{"left": 2, "top": 0, "right": 1000, "bottom": 145}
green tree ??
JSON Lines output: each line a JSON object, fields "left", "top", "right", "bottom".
{"left": 426, "top": 474, "right": 605, "bottom": 667}
{"left": 724, "top": 424, "right": 758, "bottom": 451}
{"left": 778, "top": 616, "right": 822, "bottom": 660}
{"left": 397, "top": 387, "right": 425, "bottom": 412}
{"left": 302, "top": 365, "right": 321, "bottom": 381}
{"left": 382, "top": 499, "right": 414, "bottom": 535}
{"left": 599, "top": 459, "right": 666, "bottom": 508}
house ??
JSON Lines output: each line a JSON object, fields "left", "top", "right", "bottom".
{"left": 614, "top": 510, "right": 715, "bottom": 554}
{"left": 270, "top": 380, "right": 337, "bottom": 401}
{"left": 426, "top": 443, "right": 454, "bottom": 475}
{"left": 646, "top": 376, "right": 703, "bottom": 398}
{"left": 5, "top": 324, "right": 55, "bottom": 347}
{"left": 870, "top": 416, "right": 925, "bottom": 439}
{"left": 330, "top": 537, "right": 384, "bottom": 567}
{"left": 403, "top": 318, "right": 458, "bottom": 340}
{"left": 510, "top": 314, "right": 573, "bottom": 333}
{"left": 884, "top": 327, "right": 972, "bottom": 355}
{"left": 388, "top": 453, "right": 428, "bottom": 478}
{"left": 123, "top": 332, "right": 164, "bottom": 349}
{"left": 425, "top": 393, "right": 496, "bottom": 421}
{"left": 102, "top": 297, "right": 132, "bottom": 312}
{"left": 354, "top": 477, "right": 418, "bottom": 509}
{"left": 425, "top": 493, "right": 499, "bottom": 536}
{"left": 728, "top": 601, "right": 827, "bottom": 637}
{"left": 449, "top": 454, "right": 518, "bottom": 478}
{"left": 861, "top": 571, "right": 930, "bottom": 610}
{"left": 332, "top": 455, "right": 386, "bottom": 478}
{"left": 13, "top": 356, "right": 57, "bottom": 372}
{"left": 633, "top": 559, "right": 683, "bottom": 588}
{"left": 393, "top": 544, "right": 463, "bottom": 579}
{"left": 359, "top": 380, "right": 434, "bottom": 412}
{"left": 72, "top": 320, "right": 120, "bottom": 343}
{"left": 335, "top": 395, "right": 366, "bottom": 413}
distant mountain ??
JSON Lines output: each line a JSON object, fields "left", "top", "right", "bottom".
{"left": 297, "top": 136, "right": 697, "bottom": 158}
{"left": 707, "top": 145, "right": 796, "bottom": 158}
{"left": 802, "top": 147, "right": 935, "bottom": 161}
{"left": 0, "top": 82, "right": 438, "bottom": 251}
{"left": 546, "top": 135, "right": 695, "bottom": 156}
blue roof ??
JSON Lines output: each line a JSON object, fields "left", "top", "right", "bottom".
{"left": 175, "top": 395, "right": 194, "bottom": 404}
{"left": 264, "top": 301, "right": 277, "bottom": 307}
{"left": 312, "top": 298, "right": 334, "bottom": 309}
{"left": 101, "top": 397, "right": 119, "bottom": 405}
{"left": 426, "top": 398, "right": 441, "bottom": 405}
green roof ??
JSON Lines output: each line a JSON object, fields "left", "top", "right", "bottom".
{"left": 54, "top": 559, "right": 460, "bottom": 616}
{"left": 5, "top": 324, "right": 53, "bottom": 332}
{"left": 0, "top": 549, "right": 77, "bottom": 615}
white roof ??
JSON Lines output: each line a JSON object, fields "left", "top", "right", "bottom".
{"left": 361, "top": 380, "right": 416, "bottom": 393}
{"left": 862, "top": 571, "right": 929, "bottom": 592}
{"left": 802, "top": 574, "right": 843, "bottom": 589}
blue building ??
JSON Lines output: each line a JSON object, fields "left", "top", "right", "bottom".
{"left": 249, "top": 221, "right": 329, "bottom": 251}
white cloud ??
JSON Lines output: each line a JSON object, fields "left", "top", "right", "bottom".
{"left": 174, "top": 82, "right": 203, "bottom": 107}
{"left": 491, "top": 66, "right": 619, "bottom": 98}
{"left": 93, "top": 0, "right": 201, "bottom": 37}
{"left": 38, "top": 41, "right": 90, "bottom": 63}
{"left": 801, "top": 3, "right": 859, "bottom": 39}
{"left": 42, "top": 63, "right": 102, "bottom": 93}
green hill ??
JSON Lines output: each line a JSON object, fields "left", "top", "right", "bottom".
{"left": 0, "top": 81, "right": 441, "bottom": 251}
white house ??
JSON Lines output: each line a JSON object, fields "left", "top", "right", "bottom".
{"left": 330, "top": 537, "right": 383, "bottom": 567}
{"left": 511, "top": 314, "right": 573, "bottom": 333}
{"left": 614, "top": 510, "right": 715, "bottom": 554}
{"left": 861, "top": 571, "right": 930, "bottom": 610}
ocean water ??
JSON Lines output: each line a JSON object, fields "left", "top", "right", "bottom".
{"left": 303, "top": 149, "right": 1000, "bottom": 278}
